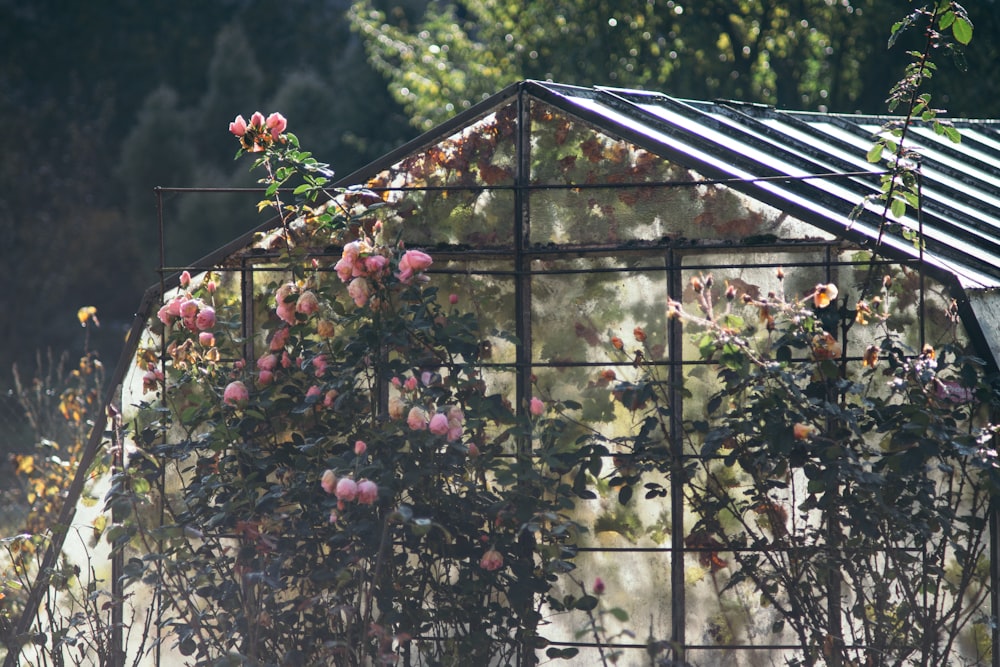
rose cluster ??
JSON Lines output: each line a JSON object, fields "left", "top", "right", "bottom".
{"left": 229, "top": 111, "right": 288, "bottom": 153}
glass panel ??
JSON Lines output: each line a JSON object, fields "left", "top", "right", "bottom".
{"left": 528, "top": 104, "right": 836, "bottom": 245}
{"left": 433, "top": 259, "right": 517, "bottom": 364}
{"left": 531, "top": 256, "right": 669, "bottom": 364}
{"left": 362, "top": 104, "right": 518, "bottom": 248}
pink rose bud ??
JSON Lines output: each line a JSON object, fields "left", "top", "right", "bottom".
{"left": 428, "top": 413, "right": 449, "bottom": 436}
{"left": 468, "top": 442, "right": 480, "bottom": 457}
{"left": 449, "top": 293, "right": 459, "bottom": 305}
{"left": 179, "top": 270, "right": 191, "bottom": 287}
{"left": 249, "top": 111, "right": 266, "bottom": 129}
{"left": 199, "top": 331, "right": 215, "bottom": 347}
{"left": 529, "top": 396, "right": 544, "bottom": 416}
{"left": 335, "top": 478, "right": 358, "bottom": 502}
{"left": 306, "top": 385, "right": 322, "bottom": 400}
{"left": 223, "top": 381, "right": 249, "bottom": 406}
{"left": 357, "top": 479, "right": 378, "bottom": 505}
{"left": 257, "top": 370, "right": 274, "bottom": 386}
{"left": 354, "top": 440, "right": 367, "bottom": 456}
{"left": 594, "top": 577, "right": 606, "bottom": 595}
{"left": 321, "top": 470, "right": 336, "bottom": 494}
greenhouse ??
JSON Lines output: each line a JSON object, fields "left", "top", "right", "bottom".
{"left": 11, "top": 80, "right": 1000, "bottom": 667}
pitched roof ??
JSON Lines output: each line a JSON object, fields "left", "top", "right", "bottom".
{"left": 337, "top": 80, "right": 1000, "bottom": 292}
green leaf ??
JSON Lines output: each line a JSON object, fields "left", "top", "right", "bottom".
{"left": 952, "top": 17, "right": 973, "bottom": 45}
{"left": 866, "top": 144, "right": 884, "bottom": 164}
{"left": 938, "top": 11, "right": 955, "bottom": 30}
{"left": 609, "top": 607, "right": 630, "bottom": 622}
{"left": 890, "top": 197, "right": 907, "bottom": 219}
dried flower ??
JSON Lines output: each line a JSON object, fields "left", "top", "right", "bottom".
{"left": 862, "top": 345, "right": 880, "bottom": 368}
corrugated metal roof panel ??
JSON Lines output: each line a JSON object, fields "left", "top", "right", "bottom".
{"left": 526, "top": 81, "right": 1000, "bottom": 290}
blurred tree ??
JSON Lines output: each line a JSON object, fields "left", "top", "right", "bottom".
{"left": 349, "top": 0, "right": 998, "bottom": 130}
{"left": 0, "top": 0, "right": 413, "bottom": 387}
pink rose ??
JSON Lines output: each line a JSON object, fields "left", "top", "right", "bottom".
{"left": 156, "top": 305, "right": 173, "bottom": 326}
{"left": 199, "top": 331, "right": 215, "bottom": 347}
{"left": 195, "top": 306, "right": 216, "bottom": 331}
{"left": 429, "top": 413, "right": 449, "bottom": 436}
{"left": 388, "top": 396, "right": 405, "bottom": 420}
{"left": 321, "top": 470, "right": 336, "bottom": 494}
{"left": 276, "top": 302, "right": 297, "bottom": 326}
{"left": 397, "top": 249, "right": 433, "bottom": 284}
{"left": 449, "top": 293, "right": 459, "bottom": 305}
{"left": 348, "top": 277, "right": 371, "bottom": 307}
{"left": 403, "top": 376, "right": 418, "bottom": 392}
{"left": 229, "top": 115, "right": 247, "bottom": 137}
{"left": 296, "top": 291, "right": 319, "bottom": 315}
{"left": 312, "top": 355, "right": 328, "bottom": 377}
{"left": 179, "top": 299, "right": 199, "bottom": 319}
{"left": 223, "top": 381, "right": 249, "bottom": 406}
{"left": 179, "top": 270, "right": 191, "bottom": 287}
{"left": 402, "top": 249, "right": 433, "bottom": 271}
{"left": 324, "top": 390, "right": 338, "bottom": 408}
{"left": 265, "top": 112, "right": 287, "bottom": 140}
{"left": 354, "top": 440, "right": 367, "bottom": 456}
{"left": 594, "top": 577, "right": 606, "bottom": 595}
{"left": 335, "top": 478, "right": 358, "bottom": 502}
{"left": 479, "top": 548, "right": 504, "bottom": 572}
{"left": 269, "top": 326, "right": 290, "bottom": 351}
{"left": 249, "top": 112, "right": 266, "bottom": 129}
{"left": 357, "top": 479, "right": 378, "bottom": 505}
{"left": 446, "top": 406, "right": 464, "bottom": 442}
{"left": 364, "top": 254, "right": 389, "bottom": 276}
{"left": 257, "top": 370, "right": 274, "bottom": 386}
{"left": 407, "top": 406, "right": 428, "bottom": 431}
{"left": 529, "top": 396, "right": 545, "bottom": 416}
{"left": 335, "top": 241, "right": 362, "bottom": 282}
{"left": 306, "top": 385, "right": 322, "bottom": 400}
{"left": 257, "top": 354, "right": 279, "bottom": 371}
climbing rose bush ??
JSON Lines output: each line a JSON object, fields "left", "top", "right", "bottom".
{"left": 114, "top": 114, "right": 592, "bottom": 667}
